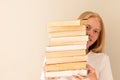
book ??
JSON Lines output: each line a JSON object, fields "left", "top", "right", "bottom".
{"left": 46, "top": 55, "right": 87, "bottom": 64}
{"left": 45, "top": 50, "right": 86, "bottom": 58}
{"left": 48, "top": 25, "right": 86, "bottom": 33}
{"left": 49, "top": 41, "right": 87, "bottom": 46}
{"left": 47, "top": 20, "right": 87, "bottom": 27}
{"left": 44, "top": 61, "right": 86, "bottom": 72}
{"left": 44, "top": 19, "right": 88, "bottom": 78}
{"left": 46, "top": 44, "right": 86, "bottom": 52}
{"left": 48, "top": 36, "right": 88, "bottom": 46}
{"left": 45, "top": 69, "right": 88, "bottom": 77}
{"left": 48, "top": 30, "right": 86, "bottom": 38}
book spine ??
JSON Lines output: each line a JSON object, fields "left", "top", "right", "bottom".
{"left": 48, "top": 25, "right": 86, "bottom": 32}
{"left": 49, "top": 41, "right": 87, "bottom": 46}
{"left": 46, "top": 55, "right": 87, "bottom": 64}
{"left": 47, "top": 20, "right": 81, "bottom": 27}
{"left": 47, "top": 20, "right": 87, "bottom": 27}
{"left": 50, "top": 36, "right": 88, "bottom": 43}
{"left": 46, "top": 44, "right": 86, "bottom": 52}
{"left": 44, "top": 62, "right": 86, "bottom": 71}
{"left": 49, "top": 30, "right": 86, "bottom": 37}
{"left": 45, "top": 50, "right": 86, "bottom": 58}
{"left": 45, "top": 69, "right": 88, "bottom": 77}
{"left": 48, "top": 36, "right": 88, "bottom": 46}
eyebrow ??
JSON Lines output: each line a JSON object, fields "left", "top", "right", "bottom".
{"left": 87, "top": 24, "right": 101, "bottom": 31}
{"left": 94, "top": 28, "right": 101, "bottom": 32}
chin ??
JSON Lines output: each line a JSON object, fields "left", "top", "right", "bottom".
{"left": 87, "top": 43, "right": 92, "bottom": 48}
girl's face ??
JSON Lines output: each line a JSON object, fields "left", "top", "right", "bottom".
{"left": 86, "top": 17, "right": 101, "bottom": 48}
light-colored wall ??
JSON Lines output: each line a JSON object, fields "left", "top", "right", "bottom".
{"left": 0, "top": 0, "right": 120, "bottom": 80}
{"left": 0, "top": 0, "right": 45, "bottom": 80}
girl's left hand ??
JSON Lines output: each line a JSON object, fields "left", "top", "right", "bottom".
{"left": 72, "top": 64, "right": 97, "bottom": 80}
{"left": 86, "top": 64, "right": 97, "bottom": 80}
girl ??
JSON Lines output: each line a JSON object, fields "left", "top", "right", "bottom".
{"left": 42, "top": 11, "right": 113, "bottom": 80}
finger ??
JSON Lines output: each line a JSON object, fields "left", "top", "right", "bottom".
{"left": 86, "top": 64, "right": 95, "bottom": 71}
{"left": 72, "top": 74, "right": 84, "bottom": 80}
{"left": 86, "top": 64, "right": 95, "bottom": 74}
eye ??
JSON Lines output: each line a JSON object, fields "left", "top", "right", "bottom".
{"left": 86, "top": 24, "right": 91, "bottom": 30}
{"left": 94, "top": 30, "right": 100, "bottom": 34}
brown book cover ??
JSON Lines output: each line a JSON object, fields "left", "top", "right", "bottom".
{"left": 49, "top": 41, "right": 87, "bottom": 46}
{"left": 45, "top": 50, "right": 86, "bottom": 58}
{"left": 48, "top": 25, "right": 86, "bottom": 33}
{"left": 48, "top": 30, "right": 86, "bottom": 38}
{"left": 48, "top": 36, "right": 88, "bottom": 46}
{"left": 46, "top": 55, "right": 87, "bottom": 64}
{"left": 47, "top": 20, "right": 87, "bottom": 27}
{"left": 44, "top": 61, "right": 86, "bottom": 72}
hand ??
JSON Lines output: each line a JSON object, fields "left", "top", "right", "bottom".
{"left": 86, "top": 64, "right": 97, "bottom": 80}
{"left": 72, "top": 64, "right": 97, "bottom": 80}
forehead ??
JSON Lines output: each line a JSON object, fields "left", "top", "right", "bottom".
{"left": 87, "top": 17, "right": 101, "bottom": 30}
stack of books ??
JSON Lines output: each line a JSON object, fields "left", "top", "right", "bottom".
{"left": 44, "top": 20, "right": 88, "bottom": 78}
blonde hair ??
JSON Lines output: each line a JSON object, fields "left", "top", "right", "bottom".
{"left": 78, "top": 11, "right": 105, "bottom": 53}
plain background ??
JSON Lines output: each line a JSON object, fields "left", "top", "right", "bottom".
{"left": 0, "top": 0, "right": 120, "bottom": 80}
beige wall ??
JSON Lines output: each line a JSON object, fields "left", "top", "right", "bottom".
{"left": 0, "top": 0, "right": 120, "bottom": 80}
{"left": 0, "top": 0, "right": 45, "bottom": 80}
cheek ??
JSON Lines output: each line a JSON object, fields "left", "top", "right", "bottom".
{"left": 93, "top": 36, "right": 99, "bottom": 43}
{"left": 87, "top": 37, "right": 97, "bottom": 48}
{"left": 87, "top": 34, "right": 100, "bottom": 48}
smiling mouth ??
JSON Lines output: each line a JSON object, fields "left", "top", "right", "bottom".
{"left": 89, "top": 38, "right": 92, "bottom": 42}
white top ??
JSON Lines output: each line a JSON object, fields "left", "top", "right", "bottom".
{"left": 87, "top": 51, "right": 113, "bottom": 80}
{"left": 40, "top": 51, "right": 113, "bottom": 80}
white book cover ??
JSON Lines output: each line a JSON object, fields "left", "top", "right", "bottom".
{"left": 50, "top": 36, "right": 88, "bottom": 42}
{"left": 45, "top": 69, "right": 88, "bottom": 77}
{"left": 46, "top": 44, "right": 86, "bottom": 52}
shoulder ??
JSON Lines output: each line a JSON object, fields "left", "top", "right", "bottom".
{"left": 87, "top": 51, "right": 112, "bottom": 79}
{"left": 88, "top": 51, "right": 108, "bottom": 60}
{"left": 87, "top": 51, "right": 109, "bottom": 67}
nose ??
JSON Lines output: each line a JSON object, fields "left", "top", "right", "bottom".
{"left": 87, "top": 30, "right": 93, "bottom": 37}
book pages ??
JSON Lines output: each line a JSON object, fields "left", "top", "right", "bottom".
{"left": 44, "top": 19, "right": 88, "bottom": 78}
